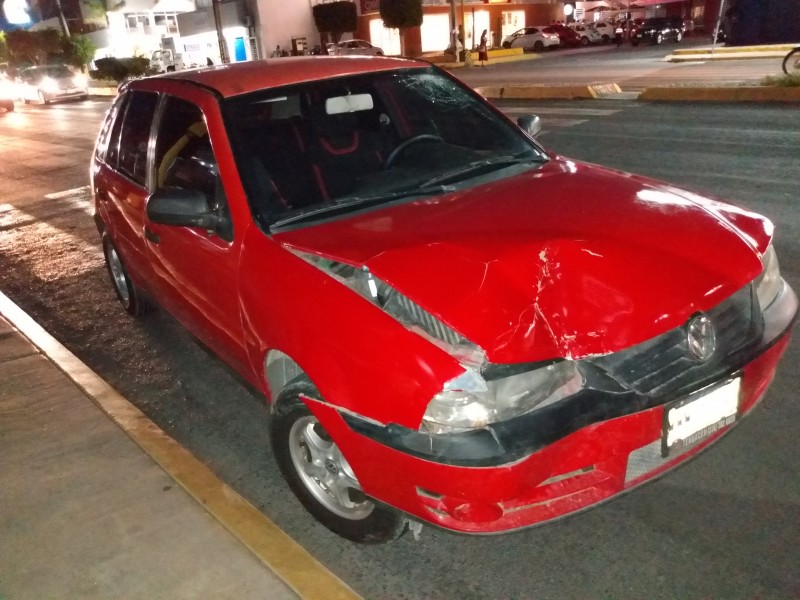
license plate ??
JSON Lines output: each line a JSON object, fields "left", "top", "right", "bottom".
{"left": 662, "top": 378, "right": 740, "bottom": 457}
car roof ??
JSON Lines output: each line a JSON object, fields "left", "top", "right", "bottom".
{"left": 132, "top": 56, "right": 423, "bottom": 98}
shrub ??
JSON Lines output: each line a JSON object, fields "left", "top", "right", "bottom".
{"left": 92, "top": 56, "right": 149, "bottom": 82}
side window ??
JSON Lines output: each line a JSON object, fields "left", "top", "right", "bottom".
{"left": 154, "top": 96, "right": 232, "bottom": 240}
{"left": 95, "top": 94, "right": 126, "bottom": 163}
{"left": 116, "top": 91, "right": 158, "bottom": 186}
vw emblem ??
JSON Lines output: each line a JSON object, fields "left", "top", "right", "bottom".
{"left": 686, "top": 314, "right": 716, "bottom": 362}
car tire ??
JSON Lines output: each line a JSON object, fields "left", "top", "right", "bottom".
{"left": 502, "top": 41, "right": 511, "bottom": 49}
{"left": 533, "top": 41, "right": 544, "bottom": 51}
{"left": 675, "top": 31, "right": 683, "bottom": 42}
{"left": 102, "top": 237, "right": 151, "bottom": 316}
{"left": 580, "top": 36, "right": 589, "bottom": 46}
{"left": 37, "top": 90, "right": 49, "bottom": 105}
{"left": 269, "top": 380, "right": 408, "bottom": 544}
{"left": 656, "top": 33, "right": 663, "bottom": 44}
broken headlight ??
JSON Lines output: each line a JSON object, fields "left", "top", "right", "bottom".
{"left": 422, "top": 361, "right": 584, "bottom": 434}
{"left": 290, "top": 251, "right": 485, "bottom": 366}
{"left": 754, "top": 244, "right": 782, "bottom": 310}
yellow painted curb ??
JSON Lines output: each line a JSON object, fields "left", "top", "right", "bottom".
{"left": 0, "top": 290, "right": 361, "bottom": 600}
{"left": 639, "top": 86, "right": 800, "bottom": 102}
{"left": 476, "top": 83, "right": 621, "bottom": 99}
{"left": 671, "top": 44, "right": 797, "bottom": 55}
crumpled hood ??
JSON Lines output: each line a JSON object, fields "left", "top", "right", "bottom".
{"left": 277, "top": 158, "right": 771, "bottom": 363}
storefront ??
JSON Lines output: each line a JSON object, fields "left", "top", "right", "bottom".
{"left": 354, "top": 0, "right": 561, "bottom": 56}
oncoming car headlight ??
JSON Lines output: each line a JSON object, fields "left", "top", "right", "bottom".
{"left": 422, "top": 361, "right": 583, "bottom": 434}
{"left": 40, "top": 77, "right": 59, "bottom": 93}
{"left": 755, "top": 244, "right": 782, "bottom": 310}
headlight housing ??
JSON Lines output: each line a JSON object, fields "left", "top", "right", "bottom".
{"left": 755, "top": 244, "right": 782, "bottom": 310}
{"left": 422, "top": 361, "right": 583, "bottom": 434}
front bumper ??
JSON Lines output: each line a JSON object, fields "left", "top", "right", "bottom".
{"left": 307, "top": 281, "right": 796, "bottom": 533}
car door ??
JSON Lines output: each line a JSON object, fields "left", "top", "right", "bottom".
{"left": 145, "top": 92, "right": 249, "bottom": 374}
{"left": 94, "top": 90, "right": 160, "bottom": 292}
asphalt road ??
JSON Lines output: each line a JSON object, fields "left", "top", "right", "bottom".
{"left": 1, "top": 93, "right": 799, "bottom": 599}
{"left": 457, "top": 38, "right": 786, "bottom": 90}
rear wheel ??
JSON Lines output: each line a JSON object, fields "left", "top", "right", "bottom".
{"left": 533, "top": 40, "right": 544, "bottom": 51}
{"left": 270, "top": 381, "right": 407, "bottom": 544}
{"left": 37, "top": 90, "right": 50, "bottom": 104}
{"left": 675, "top": 31, "right": 683, "bottom": 42}
{"left": 783, "top": 47, "right": 800, "bottom": 75}
{"left": 102, "top": 237, "right": 151, "bottom": 316}
{"left": 656, "top": 33, "right": 664, "bottom": 44}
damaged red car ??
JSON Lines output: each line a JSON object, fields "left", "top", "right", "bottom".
{"left": 91, "top": 57, "right": 797, "bottom": 543}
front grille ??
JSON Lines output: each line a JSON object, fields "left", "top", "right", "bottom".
{"left": 588, "top": 285, "right": 761, "bottom": 397}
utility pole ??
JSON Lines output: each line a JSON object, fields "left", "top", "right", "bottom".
{"left": 212, "top": 0, "right": 228, "bottom": 63}
{"left": 53, "top": 0, "right": 71, "bottom": 38}
{"left": 712, "top": 0, "right": 726, "bottom": 54}
{"left": 449, "top": 0, "right": 458, "bottom": 61}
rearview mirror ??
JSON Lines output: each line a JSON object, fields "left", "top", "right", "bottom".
{"left": 517, "top": 114, "right": 542, "bottom": 138}
{"left": 326, "top": 93, "right": 374, "bottom": 115}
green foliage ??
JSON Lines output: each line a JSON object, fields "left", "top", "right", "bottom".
{"left": 62, "top": 35, "right": 97, "bottom": 70}
{"left": 379, "top": 0, "right": 422, "bottom": 30}
{"left": 312, "top": 1, "right": 357, "bottom": 43}
{"left": 761, "top": 73, "right": 800, "bottom": 87}
{"left": 92, "top": 56, "right": 149, "bottom": 82}
{"left": 0, "top": 32, "right": 8, "bottom": 63}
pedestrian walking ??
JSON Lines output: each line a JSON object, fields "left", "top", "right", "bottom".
{"left": 478, "top": 30, "right": 489, "bottom": 66}
{"left": 614, "top": 23, "right": 623, "bottom": 47}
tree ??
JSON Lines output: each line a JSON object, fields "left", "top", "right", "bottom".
{"left": 379, "top": 0, "right": 422, "bottom": 30}
{"left": 6, "top": 29, "right": 62, "bottom": 66}
{"left": 63, "top": 35, "right": 96, "bottom": 71}
{"left": 312, "top": 1, "right": 357, "bottom": 45}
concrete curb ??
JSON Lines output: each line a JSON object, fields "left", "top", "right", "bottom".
{"left": 476, "top": 83, "right": 622, "bottom": 100}
{"left": 639, "top": 86, "right": 800, "bottom": 102}
{"left": 0, "top": 288, "right": 361, "bottom": 600}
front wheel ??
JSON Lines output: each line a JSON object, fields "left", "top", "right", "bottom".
{"left": 533, "top": 40, "right": 544, "bottom": 51}
{"left": 675, "top": 31, "right": 683, "bottom": 43}
{"left": 783, "top": 47, "right": 800, "bottom": 75}
{"left": 37, "top": 90, "right": 50, "bottom": 104}
{"left": 269, "top": 382, "right": 407, "bottom": 544}
{"left": 102, "top": 237, "right": 151, "bottom": 316}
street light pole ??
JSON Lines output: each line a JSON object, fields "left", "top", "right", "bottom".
{"left": 212, "top": 0, "right": 229, "bottom": 63}
{"left": 712, "top": 0, "right": 726, "bottom": 54}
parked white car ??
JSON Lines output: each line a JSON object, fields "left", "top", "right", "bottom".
{"left": 591, "top": 21, "right": 616, "bottom": 43}
{"left": 501, "top": 27, "right": 560, "bottom": 51}
{"left": 335, "top": 39, "right": 384, "bottom": 56}
{"left": 17, "top": 65, "right": 88, "bottom": 105}
{"left": 568, "top": 23, "right": 605, "bottom": 45}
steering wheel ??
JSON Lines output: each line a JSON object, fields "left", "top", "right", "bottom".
{"left": 384, "top": 134, "right": 444, "bottom": 169}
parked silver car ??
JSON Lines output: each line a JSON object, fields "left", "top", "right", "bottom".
{"left": 335, "top": 39, "right": 384, "bottom": 56}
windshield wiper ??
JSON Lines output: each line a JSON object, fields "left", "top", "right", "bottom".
{"left": 417, "top": 154, "right": 541, "bottom": 189}
{"left": 270, "top": 187, "right": 449, "bottom": 230}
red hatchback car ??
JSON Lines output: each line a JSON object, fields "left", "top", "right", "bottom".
{"left": 92, "top": 57, "right": 796, "bottom": 543}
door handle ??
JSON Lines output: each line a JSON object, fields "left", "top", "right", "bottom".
{"left": 144, "top": 226, "right": 160, "bottom": 244}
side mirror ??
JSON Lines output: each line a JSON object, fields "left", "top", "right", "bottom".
{"left": 517, "top": 114, "right": 542, "bottom": 138}
{"left": 147, "top": 188, "right": 219, "bottom": 230}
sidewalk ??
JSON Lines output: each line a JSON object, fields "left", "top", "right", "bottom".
{"left": 0, "top": 290, "right": 360, "bottom": 600}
